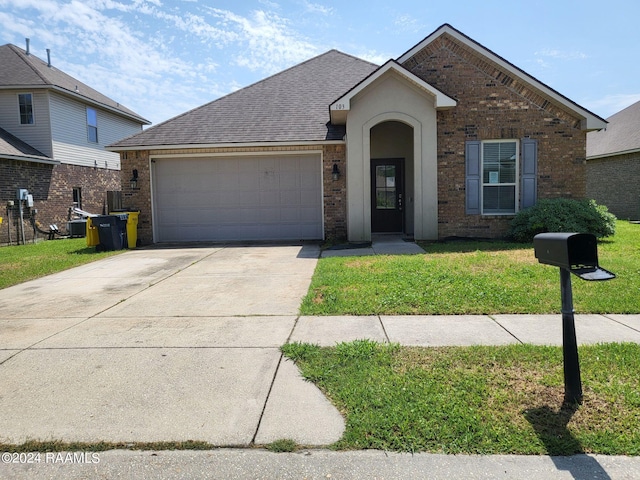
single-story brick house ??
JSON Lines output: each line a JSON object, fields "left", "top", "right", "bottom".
{"left": 586, "top": 100, "right": 640, "bottom": 220}
{"left": 109, "top": 24, "right": 606, "bottom": 245}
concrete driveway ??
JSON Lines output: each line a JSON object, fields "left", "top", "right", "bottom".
{"left": 0, "top": 244, "right": 344, "bottom": 446}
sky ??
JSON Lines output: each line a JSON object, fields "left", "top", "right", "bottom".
{"left": 1, "top": 0, "right": 639, "bottom": 127}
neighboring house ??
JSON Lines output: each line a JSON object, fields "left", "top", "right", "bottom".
{"left": 0, "top": 41, "right": 150, "bottom": 245}
{"left": 586, "top": 100, "right": 640, "bottom": 220}
{"left": 108, "top": 24, "right": 606, "bottom": 245}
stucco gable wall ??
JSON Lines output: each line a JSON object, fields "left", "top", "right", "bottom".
{"left": 402, "top": 34, "right": 587, "bottom": 239}
{"left": 345, "top": 71, "right": 439, "bottom": 241}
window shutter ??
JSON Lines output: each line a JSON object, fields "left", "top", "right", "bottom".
{"left": 520, "top": 138, "right": 538, "bottom": 209}
{"left": 465, "top": 141, "right": 481, "bottom": 214}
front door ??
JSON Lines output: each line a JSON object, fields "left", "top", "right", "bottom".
{"left": 371, "top": 159, "right": 404, "bottom": 233}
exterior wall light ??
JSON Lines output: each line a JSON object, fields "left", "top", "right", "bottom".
{"left": 332, "top": 163, "right": 340, "bottom": 181}
{"left": 130, "top": 169, "right": 139, "bottom": 189}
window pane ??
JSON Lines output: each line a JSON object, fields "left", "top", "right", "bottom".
{"left": 86, "top": 108, "right": 97, "bottom": 127}
{"left": 483, "top": 185, "right": 515, "bottom": 213}
{"left": 376, "top": 165, "right": 396, "bottom": 187}
{"left": 376, "top": 166, "right": 386, "bottom": 188}
{"left": 18, "top": 93, "right": 34, "bottom": 125}
{"left": 483, "top": 142, "right": 516, "bottom": 183}
{"left": 385, "top": 166, "right": 396, "bottom": 187}
{"left": 87, "top": 108, "right": 98, "bottom": 142}
{"left": 88, "top": 125, "right": 98, "bottom": 143}
{"left": 376, "top": 189, "right": 396, "bottom": 209}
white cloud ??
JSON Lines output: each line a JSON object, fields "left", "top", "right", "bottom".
{"left": 535, "top": 48, "right": 588, "bottom": 61}
{"left": 355, "top": 49, "right": 387, "bottom": 65}
{"left": 259, "top": 0, "right": 280, "bottom": 8}
{"left": 586, "top": 93, "right": 640, "bottom": 118}
{"left": 303, "top": 1, "right": 333, "bottom": 15}
{"left": 205, "top": 7, "right": 319, "bottom": 74}
{"left": 394, "top": 14, "right": 422, "bottom": 34}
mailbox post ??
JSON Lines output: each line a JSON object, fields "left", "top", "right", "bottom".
{"left": 533, "top": 232, "right": 615, "bottom": 404}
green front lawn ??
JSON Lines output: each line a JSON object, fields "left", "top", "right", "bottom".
{"left": 283, "top": 341, "right": 640, "bottom": 455}
{"left": 0, "top": 238, "right": 124, "bottom": 289}
{"left": 301, "top": 221, "right": 640, "bottom": 315}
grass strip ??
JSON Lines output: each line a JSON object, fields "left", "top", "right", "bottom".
{"left": 282, "top": 340, "right": 640, "bottom": 455}
{"left": 0, "top": 238, "right": 124, "bottom": 289}
{"left": 301, "top": 221, "right": 640, "bottom": 315}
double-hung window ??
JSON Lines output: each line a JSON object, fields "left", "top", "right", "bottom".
{"left": 86, "top": 107, "right": 98, "bottom": 143}
{"left": 18, "top": 93, "right": 34, "bottom": 125}
{"left": 482, "top": 140, "right": 518, "bottom": 214}
{"left": 73, "top": 187, "right": 82, "bottom": 209}
{"left": 466, "top": 138, "right": 537, "bottom": 216}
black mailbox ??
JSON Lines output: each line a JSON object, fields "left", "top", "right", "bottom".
{"left": 534, "top": 232, "right": 615, "bottom": 281}
{"left": 533, "top": 231, "right": 616, "bottom": 404}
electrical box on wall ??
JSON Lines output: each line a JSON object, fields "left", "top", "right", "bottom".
{"left": 26, "top": 194, "right": 34, "bottom": 207}
{"left": 16, "top": 188, "right": 29, "bottom": 201}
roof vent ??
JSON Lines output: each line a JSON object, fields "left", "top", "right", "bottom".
{"left": 46, "top": 48, "right": 51, "bottom": 67}
{"left": 25, "top": 38, "right": 30, "bottom": 56}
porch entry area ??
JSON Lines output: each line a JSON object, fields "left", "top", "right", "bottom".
{"left": 369, "top": 120, "right": 414, "bottom": 235}
{"left": 371, "top": 158, "right": 404, "bottom": 233}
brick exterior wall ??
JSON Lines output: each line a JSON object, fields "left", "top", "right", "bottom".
{"left": 402, "top": 33, "right": 587, "bottom": 239}
{"left": 1, "top": 159, "right": 119, "bottom": 245}
{"left": 587, "top": 152, "right": 640, "bottom": 220}
{"left": 322, "top": 144, "right": 347, "bottom": 240}
{"left": 119, "top": 150, "right": 153, "bottom": 245}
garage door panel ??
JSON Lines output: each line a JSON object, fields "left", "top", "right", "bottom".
{"left": 280, "top": 189, "right": 301, "bottom": 204}
{"left": 237, "top": 190, "right": 260, "bottom": 206}
{"left": 153, "top": 155, "right": 322, "bottom": 242}
{"left": 300, "top": 188, "right": 319, "bottom": 204}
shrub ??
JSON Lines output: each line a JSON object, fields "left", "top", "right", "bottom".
{"left": 507, "top": 199, "right": 617, "bottom": 243}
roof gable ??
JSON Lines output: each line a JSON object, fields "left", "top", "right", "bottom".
{"left": 398, "top": 24, "right": 607, "bottom": 132}
{"left": 329, "top": 60, "right": 456, "bottom": 125}
{"left": 110, "top": 50, "right": 378, "bottom": 149}
{"left": 0, "top": 43, "right": 149, "bottom": 125}
{"left": 587, "top": 100, "right": 640, "bottom": 158}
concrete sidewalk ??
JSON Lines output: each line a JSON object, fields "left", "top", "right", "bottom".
{"left": 5, "top": 449, "right": 639, "bottom": 479}
{"left": 1, "top": 243, "right": 639, "bottom": 478}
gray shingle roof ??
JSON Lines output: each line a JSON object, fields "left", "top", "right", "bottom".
{"left": 587, "top": 100, "right": 640, "bottom": 158}
{"left": 0, "top": 126, "right": 52, "bottom": 162}
{"left": 110, "top": 50, "right": 378, "bottom": 148}
{"left": 0, "top": 43, "right": 149, "bottom": 125}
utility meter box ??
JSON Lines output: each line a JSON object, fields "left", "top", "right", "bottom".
{"left": 533, "top": 232, "right": 615, "bottom": 281}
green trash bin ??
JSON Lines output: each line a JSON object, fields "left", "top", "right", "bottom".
{"left": 110, "top": 210, "right": 140, "bottom": 248}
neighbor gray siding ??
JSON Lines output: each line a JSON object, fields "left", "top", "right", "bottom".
{"left": 0, "top": 89, "right": 53, "bottom": 157}
{"left": 50, "top": 91, "right": 142, "bottom": 170}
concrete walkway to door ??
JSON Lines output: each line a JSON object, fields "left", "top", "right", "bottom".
{"left": 321, "top": 234, "right": 426, "bottom": 257}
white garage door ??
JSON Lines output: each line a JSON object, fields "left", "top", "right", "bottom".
{"left": 152, "top": 154, "right": 323, "bottom": 242}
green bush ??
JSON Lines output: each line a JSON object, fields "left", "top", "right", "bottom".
{"left": 507, "top": 199, "right": 616, "bottom": 242}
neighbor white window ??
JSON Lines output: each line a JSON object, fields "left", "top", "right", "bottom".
{"left": 482, "top": 140, "right": 518, "bottom": 214}
{"left": 73, "top": 187, "right": 82, "bottom": 209}
{"left": 18, "top": 93, "right": 34, "bottom": 125}
{"left": 86, "top": 107, "right": 98, "bottom": 143}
